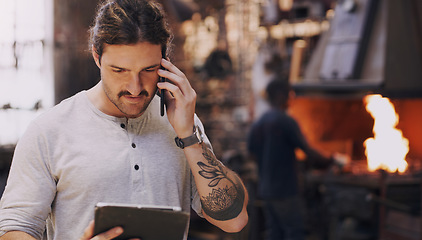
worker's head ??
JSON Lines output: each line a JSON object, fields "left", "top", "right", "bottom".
{"left": 89, "top": 0, "right": 172, "bottom": 61}
{"left": 266, "top": 77, "right": 291, "bottom": 109}
{"left": 88, "top": 0, "right": 172, "bottom": 118}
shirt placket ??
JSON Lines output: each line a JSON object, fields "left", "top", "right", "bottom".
{"left": 126, "top": 118, "right": 143, "bottom": 193}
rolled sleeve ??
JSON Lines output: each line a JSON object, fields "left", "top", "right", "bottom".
{"left": 191, "top": 115, "right": 208, "bottom": 218}
{"left": 0, "top": 122, "right": 56, "bottom": 238}
{"left": 191, "top": 172, "right": 203, "bottom": 218}
{"left": 0, "top": 208, "right": 46, "bottom": 239}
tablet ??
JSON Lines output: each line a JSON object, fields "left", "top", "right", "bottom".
{"left": 93, "top": 202, "right": 190, "bottom": 240}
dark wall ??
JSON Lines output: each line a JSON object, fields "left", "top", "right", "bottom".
{"left": 54, "top": 0, "right": 100, "bottom": 103}
{"left": 0, "top": 146, "right": 14, "bottom": 197}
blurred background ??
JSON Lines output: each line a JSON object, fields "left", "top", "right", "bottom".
{"left": 1, "top": 0, "right": 422, "bottom": 239}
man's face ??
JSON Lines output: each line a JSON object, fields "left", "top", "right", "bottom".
{"left": 93, "top": 42, "right": 162, "bottom": 118}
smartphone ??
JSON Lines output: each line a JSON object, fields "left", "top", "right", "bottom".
{"left": 159, "top": 67, "right": 166, "bottom": 117}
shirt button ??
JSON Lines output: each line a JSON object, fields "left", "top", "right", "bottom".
{"left": 120, "top": 123, "right": 125, "bottom": 128}
{"left": 134, "top": 164, "right": 139, "bottom": 170}
{"left": 131, "top": 143, "right": 136, "bottom": 148}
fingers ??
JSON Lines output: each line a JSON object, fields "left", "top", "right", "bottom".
{"left": 160, "top": 58, "right": 184, "bottom": 78}
{"left": 79, "top": 220, "right": 95, "bottom": 240}
{"left": 79, "top": 220, "right": 133, "bottom": 240}
{"left": 91, "top": 227, "right": 123, "bottom": 240}
{"left": 160, "top": 81, "right": 195, "bottom": 105}
{"left": 158, "top": 59, "right": 195, "bottom": 98}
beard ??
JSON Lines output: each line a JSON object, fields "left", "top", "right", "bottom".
{"left": 102, "top": 83, "right": 157, "bottom": 118}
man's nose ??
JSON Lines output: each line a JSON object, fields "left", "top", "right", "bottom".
{"left": 127, "top": 73, "right": 142, "bottom": 96}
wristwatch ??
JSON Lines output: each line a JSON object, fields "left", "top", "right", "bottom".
{"left": 175, "top": 125, "right": 204, "bottom": 149}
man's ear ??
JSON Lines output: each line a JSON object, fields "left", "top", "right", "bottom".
{"left": 92, "top": 46, "right": 101, "bottom": 68}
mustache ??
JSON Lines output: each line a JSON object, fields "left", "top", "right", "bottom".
{"left": 118, "top": 90, "right": 149, "bottom": 98}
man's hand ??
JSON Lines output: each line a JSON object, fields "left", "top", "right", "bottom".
{"left": 79, "top": 220, "right": 140, "bottom": 240}
{"left": 157, "top": 58, "right": 196, "bottom": 138}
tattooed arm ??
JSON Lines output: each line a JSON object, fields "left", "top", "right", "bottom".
{"left": 183, "top": 142, "right": 249, "bottom": 233}
{"left": 157, "top": 59, "right": 248, "bottom": 232}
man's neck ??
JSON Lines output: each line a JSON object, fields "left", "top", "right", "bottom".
{"left": 86, "top": 82, "right": 121, "bottom": 117}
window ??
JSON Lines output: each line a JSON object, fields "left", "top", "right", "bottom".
{"left": 0, "top": 0, "right": 53, "bottom": 145}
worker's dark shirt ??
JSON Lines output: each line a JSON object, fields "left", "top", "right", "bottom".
{"left": 247, "top": 108, "right": 307, "bottom": 200}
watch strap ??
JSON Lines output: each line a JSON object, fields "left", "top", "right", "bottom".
{"left": 175, "top": 126, "right": 202, "bottom": 149}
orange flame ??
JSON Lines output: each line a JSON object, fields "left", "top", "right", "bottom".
{"left": 363, "top": 94, "right": 409, "bottom": 173}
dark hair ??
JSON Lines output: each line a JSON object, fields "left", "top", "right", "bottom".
{"left": 266, "top": 77, "right": 290, "bottom": 108}
{"left": 89, "top": 0, "right": 172, "bottom": 58}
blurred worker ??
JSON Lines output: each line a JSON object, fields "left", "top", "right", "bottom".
{"left": 247, "top": 77, "right": 346, "bottom": 240}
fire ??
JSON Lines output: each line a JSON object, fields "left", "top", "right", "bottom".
{"left": 363, "top": 94, "right": 409, "bottom": 173}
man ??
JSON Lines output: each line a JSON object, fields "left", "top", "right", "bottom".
{"left": 247, "top": 78, "right": 343, "bottom": 240}
{"left": 0, "top": 0, "right": 248, "bottom": 239}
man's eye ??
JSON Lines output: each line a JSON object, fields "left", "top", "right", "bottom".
{"left": 112, "top": 69, "right": 124, "bottom": 73}
{"left": 145, "top": 68, "right": 156, "bottom": 72}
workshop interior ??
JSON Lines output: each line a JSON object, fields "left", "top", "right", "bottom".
{"left": 1, "top": 0, "right": 422, "bottom": 239}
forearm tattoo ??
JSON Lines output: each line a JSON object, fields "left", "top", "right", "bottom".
{"left": 198, "top": 143, "right": 245, "bottom": 221}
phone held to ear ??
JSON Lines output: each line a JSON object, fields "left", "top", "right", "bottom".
{"left": 159, "top": 67, "right": 166, "bottom": 117}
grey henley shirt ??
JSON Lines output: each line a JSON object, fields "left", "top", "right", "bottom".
{"left": 0, "top": 91, "right": 204, "bottom": 239}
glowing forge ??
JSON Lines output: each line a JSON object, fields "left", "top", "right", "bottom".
{"left": 363, "top": 94, "right": 409, "bottom": 173}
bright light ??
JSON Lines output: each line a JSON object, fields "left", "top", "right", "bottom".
{"left": 0, "top": 0, "right": 52, "bottom": 146}
{"left": 279, "top": 0, "right": 293, "bottom": 11}
{"left": 363, "top": 94, "right": 409, "bottom": 173}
